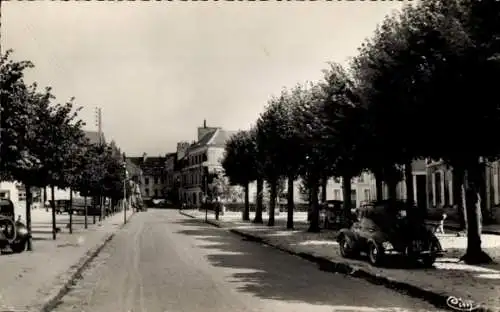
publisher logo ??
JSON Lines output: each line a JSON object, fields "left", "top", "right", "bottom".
{"left": 446, "top": 296, "right": 479, "bottom": 311}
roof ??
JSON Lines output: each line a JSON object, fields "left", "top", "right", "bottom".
{"left": 209, "top": 129, "right": 237, "bottom": 148}
{"left": 189, "top": 128, "right": 237, "bottom": 150}
{"left": 125, "top": 159, "right": 142, "bottom": 177}
{"left": 165, "top": 152, "right": 176, "bottom": 160}
{"left": 128, "top": 156, "right": 166, "bottom": 176}
{"left": 84, "top": 131, "right": 106, "bottom": 146}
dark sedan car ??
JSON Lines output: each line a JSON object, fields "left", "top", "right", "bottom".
{"left": 0, "top": 198, "right": 30, "bottom": 253}
{"left": 336, "top": 200, "right": 444, "bottom": 267}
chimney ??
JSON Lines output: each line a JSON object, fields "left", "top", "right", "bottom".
{"left": 203, "top": 119, "right": 207, "bottom": 128}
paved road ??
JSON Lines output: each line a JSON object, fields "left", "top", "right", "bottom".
{"left": 52, "top": 209, "right": 444, "bottom": 312}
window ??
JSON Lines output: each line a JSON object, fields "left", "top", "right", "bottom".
{"left": 145, "top": 188, "right": 150, "bottom": 196}
{"left": 333, "top": 177, "right": 341, "bottom": 184}
{"left": 364, "top": 189, "right": 370, "bottom": 201}
{"left": 145, "top": 178, "right": 149, "bottom": 185}
{"left": 154, "top": 189, "right": 158, "bottom": 197}
{"left": 154, "top": 177, "right": 159, "bottom": 184}
{"left": 334, "top": 189, "right": 341, "bottom": 200}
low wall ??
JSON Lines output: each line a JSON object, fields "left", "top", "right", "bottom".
{"left": 213, "top": 202, "right": 309, "bottom": 212}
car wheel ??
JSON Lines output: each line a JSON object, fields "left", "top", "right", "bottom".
{"left": 339, "top": 234, "right": 355, "bottom": 258}
{"left": 421, "top": 255, "right": 436, "bottom": 267}
{"left": 368, "top": 241, "right": 384, "bottom": 266}
{"left": 11, "top": 240, "right": 26, "bottom": 253}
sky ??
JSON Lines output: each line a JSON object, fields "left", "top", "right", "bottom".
{"left": 3, "top": 1, "right": 406, "bottom": 156}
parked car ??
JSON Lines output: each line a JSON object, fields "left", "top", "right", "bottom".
{"left": 0, "top": 199, "right": 30, "bottom": 253}
{"left": 336, "top": 200, "right": 444, "bottom": 267}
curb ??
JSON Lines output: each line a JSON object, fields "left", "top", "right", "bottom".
{"left": 179, "top": 211, "right": 496, "bottom": 312}
{"left": 38, "top": 211, "right": 136, "bottom": 312}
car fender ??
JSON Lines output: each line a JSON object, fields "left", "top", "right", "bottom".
{"left": 337, "top": 229, "right": 359, "bottom": 245}
{"left": 15, "top": 222, "right": 30, "bottom": 239}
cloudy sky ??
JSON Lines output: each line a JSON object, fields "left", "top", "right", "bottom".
{"left": 3, "top": 1, "right": 405, "bottom": 156}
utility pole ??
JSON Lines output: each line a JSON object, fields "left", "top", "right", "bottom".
{"left": 95, "top": 107, "right": 102, "bottom": 146}
{"left": 95, "top": 107, "right": 104, "bottom": 221}
{"left": 0, "top": 0, "right": 3, "bottom": 174}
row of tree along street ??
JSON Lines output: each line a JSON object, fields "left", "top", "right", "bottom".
{"left": 0, "top": 50, "right": 131, "bottom": 251}
{"left": 221, "top": 0, "right": 500, "bottom": 265}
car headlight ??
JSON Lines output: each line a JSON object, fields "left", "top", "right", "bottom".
{"left": 382, "top": 242, "right": 393, "bottom": 250}
{"left": 18, "top": 228, "right": 28, "bottom": 235}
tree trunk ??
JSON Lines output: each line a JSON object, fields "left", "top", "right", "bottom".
{"left": 99, "top": 195, "right": 103, "bottom": 221}
{"left": 452, "top": 167, "right": 466, "bottom": 230}
{"left": 342, "top": 174, "right": 353, "bottom": 225}
{"left": 25, "top": 183, "right": 33, "bottom": 251}
{"left": 404, "top": 160, "right": 414, "bottom": 206}
{"left": 84, "top": 196, "right": 88, "bottom": 229}
{"left": 242, "top": 183, "right": 250, "bottom": 221}
{"left": 44, "top": 186, "right": 48, "bottom": 212}
{"left": 287, "top": 175, "right": 295, "bottom": 229}
{"left": 308, "top": 178, "right": 320, "bottom": 233}
{"left": 93, "top": 197, "right": 96, "bottom": 224}
{"left": 387, "top": 170, "right": 398, "bottom": 201}
{"left": 69, "top": 189, "right": 73, "bottom": 234}
{"left": 307, "top": 187, "right": 312, "bottom": 221}
{"left": 51, "top": 185, "right": 57, "bottom": 240}
{"left": 460, "top": 161, "right": 493, "bottom": 264}
{"left": 321, "top": 177, "right": 327, "bottom": 203}
{"left": 253, "top": 178, "right": 263, "bottom": 224}
{"left": 375, "top": 173, "right": 384, "bottom": 200}
{"left": 268, "top": 179, "right": 276, "bottom": 227}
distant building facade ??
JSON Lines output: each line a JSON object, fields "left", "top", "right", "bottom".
{"left": 129, "top": 154, "right": 167, "bottom": 201}
{"left": 177, "top": 120, "right": 236, "bottom": 207}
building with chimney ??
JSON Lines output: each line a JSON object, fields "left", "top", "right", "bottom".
{"left": 177, "top": 120, "right": 237, "bottom": 206}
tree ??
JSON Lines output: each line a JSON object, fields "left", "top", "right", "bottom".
{"left": 222, "top": 130, "right": 259, "bottom": 220}
{"left": 292, "top": 83, "right": 332, "bottom": 232}
{"left": 281, "top": 85, "right": 315, "bottom": 229}
{"left": 0, "top": 53, "right": 44, "bottom": 250}
{"left": 352, "top": 0, "right": 500, "bottom": 264}
{"left": 0, "top": 51, "right": 35, "bottom": 182}
{"left": 317, "top": 63, "right": 366, "bottom": 219}
{"left": 352, "top": 9, "right": 419, "bottom": 201}
{"left": 256, "top": 92, "right": 296, "bottom": 226}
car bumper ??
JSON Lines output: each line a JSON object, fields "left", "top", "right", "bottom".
{"left": 384, "top": 250, "right": 445, "bottom": 257}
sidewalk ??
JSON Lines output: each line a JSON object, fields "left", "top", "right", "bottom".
{"left": 0, "top": 209, "right": 136, "bottom": 312}
{"left": 180, "top": 209, "right": 500, "bottom": 312}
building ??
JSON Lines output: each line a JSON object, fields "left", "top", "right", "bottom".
{"left": 326, "top": 172, "right": 375, "bottom": 207}
{"left": 129, "top": 154, "right": 167, "bottom": 201}
{"left": 320, "top": 159, "right": 427, "bottom": 208}
{"left": 426, "top": 158, "right": 500, "bottom": 222}
{"left": 177, "top": 120, "right": 237, "bottom": 206}
{"left": 164, "top": 152, "right": 177, "bottom": 195}
{"left": 0, "top": 182, "right": 20, "bottom": 209}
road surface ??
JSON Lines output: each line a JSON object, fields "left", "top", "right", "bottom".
{"left": 52, "top": 209, "right": 444, "bottom": 312}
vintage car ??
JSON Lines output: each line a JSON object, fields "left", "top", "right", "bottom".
{"left": 0, "top": 198, "right": 30, "bottom": 253}
{"left": 336, "top": 200, "right": 444, "bottom": 266}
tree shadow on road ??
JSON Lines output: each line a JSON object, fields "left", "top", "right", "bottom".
{"left": 174, "top": 221, "right": 437, "bottom": 311}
